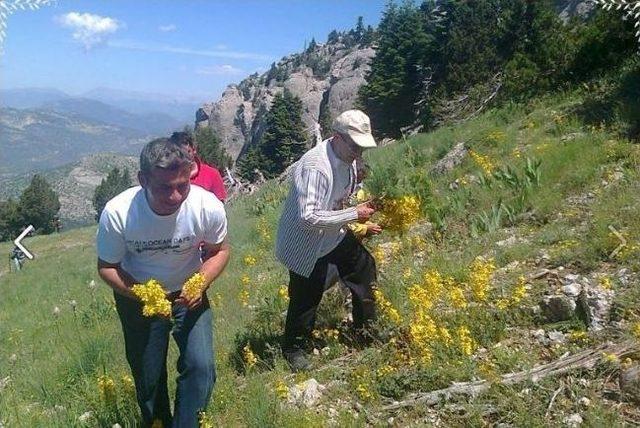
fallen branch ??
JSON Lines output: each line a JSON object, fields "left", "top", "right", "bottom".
{"left": 545, "top": 383, "right": 564, "bottom": 418}
{"left": 382, "top": 341, "right": 637, "bottom": 411}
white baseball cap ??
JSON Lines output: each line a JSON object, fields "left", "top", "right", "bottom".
{"left": 332, "top": 109, "right": 377, "bottom": 149}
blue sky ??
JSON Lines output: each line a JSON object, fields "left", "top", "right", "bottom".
{"left": 1, "top": 0, "right": 388, "bottom": 102}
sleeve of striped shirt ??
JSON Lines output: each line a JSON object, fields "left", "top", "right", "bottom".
{"left": 296, "top": 168, "right": 358, "bottom": 229}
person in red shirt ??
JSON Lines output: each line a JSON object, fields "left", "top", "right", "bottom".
{"left": 169, "top": 131, "right": 227, "bottom": 202}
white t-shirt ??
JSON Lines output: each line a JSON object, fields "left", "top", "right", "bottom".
{"left": 97, "top": 185, "right": 227, "bottom": 292}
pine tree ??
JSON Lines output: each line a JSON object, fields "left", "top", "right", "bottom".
{"left": 358, "top": 2, "right": 432, "bottom": 136}
{"left": 195, "top": 126, "right": 232, "bottom": 170}
{"left": 93, "top": 168, "right": 132, "bottom": 221}
{"left": 0, "top": 199, "right": 22, "bottom": 242}
{"left": 238, "top": 89, "right": 308, "bottom": 181}
{"left": 18, "top": 174, "right": 61, "bottom": 234}
{"left": 259, "top": 89, "right": 308, "bottom": 177}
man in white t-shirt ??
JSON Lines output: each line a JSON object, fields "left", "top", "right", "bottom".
{"left": 96, "top": 138, "right": 230, "bottom": 427}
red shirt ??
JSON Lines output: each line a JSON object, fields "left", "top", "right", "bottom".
{"left": 191, "top": 158, "right": 227, "bottom": 202}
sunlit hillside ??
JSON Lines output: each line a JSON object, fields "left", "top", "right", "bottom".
{"left": 2, "top": 82, "right": 640, "bottom": 426}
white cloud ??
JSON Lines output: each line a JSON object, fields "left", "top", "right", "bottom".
{"left": 57, "top": 12, "right": 122, "bottom": 50}
{"left": 196, "top": 64, "right": 244, "bottom": 75}
{"left": 107, "top": 39, "right": 274, "bottom": 61}
{"left": 159, "top": 24, "right": 177, "bottom": 32}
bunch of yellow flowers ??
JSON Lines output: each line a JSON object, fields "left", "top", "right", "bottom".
{"left": 469, "top": 150, "right": 495, "bottom": 175}
{"left": 132, "top": 279, "right": 172, "bottom": 317}
{"left": 181, "top": 272, "right": 206, "bottom": 300}
{"left": 97, "top": 374, "right": 116, "bottom": 402}
{"left": 379, "top": 195, "right": 421, "bottom": 233}
{"left": 468, "top": 257, "right": 496, "bottom": 301}
{"left": 243, "top": 344, "right": 257, "bottom": 368}
{"left": 373, "top": 287, "right": 402, "bottom": 325}
{"left": 274, "top": 379, "right": 289, "bottom": 399}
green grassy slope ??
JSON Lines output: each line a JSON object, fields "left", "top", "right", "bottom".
{"left": 2, "top": 89, "right": 640, "bottom": 427}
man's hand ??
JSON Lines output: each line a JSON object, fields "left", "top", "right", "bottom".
{"left": 356, "top": 200, "right": 376, "bottom": 222}
{"left": 366, "top": 222, "right": 383, "bottom": 236}
{"left": 175, "top": 290, "right": 204, "bottom": 311}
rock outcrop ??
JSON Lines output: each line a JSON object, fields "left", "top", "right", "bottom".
{"left": 197, "top": 41, "right": 375, "bottom": 161}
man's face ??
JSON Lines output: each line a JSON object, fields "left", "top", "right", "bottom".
{"left": 340, "top": 134, "right": 364, "bottom": 162}
{"left": 139, "top": 166, "right": 191, "bottom": 215}
{"left": 184, "top": 144, "right": 197, "bottom": 159}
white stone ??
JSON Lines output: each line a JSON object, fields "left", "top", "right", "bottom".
{"left": 78, "top": 411, "right": 93, "bottom": 423}
{"left": 287, "top": 378, "right": 325, "bottom": 407}
{"left": 579, "top": 397, "right": 591, "bottom": 407}
{"left": 564, "top": 413, "right": 583, "bottom": 427}
{"left": 547, "top": 330, "right": 566, "bottom": 344}
{"left": 562, "top": 283, "right": 581, "bottom": 297}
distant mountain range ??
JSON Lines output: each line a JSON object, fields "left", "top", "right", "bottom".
{"left": 1, "top": 87, "right": 201, "bottom": 125}
{"left": 0, "top": 106, "right": 147, "bottom": 176}
{"left": 0, "top": 87, "right": 201, "bottom": 177}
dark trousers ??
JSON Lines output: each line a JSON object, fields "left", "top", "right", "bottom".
{"left": 283, "top": 232, "right": 377, "bottom": 351}
{"left": 114, "top": 292, "right": 215, "bottom": 428}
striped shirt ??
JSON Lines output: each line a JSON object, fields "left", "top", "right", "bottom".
{"left": 276, "top": 137, "right": 358, "bottom": 277}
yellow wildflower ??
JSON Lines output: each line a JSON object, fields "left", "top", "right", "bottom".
{"left": 569, "top": 330, "right": 588, "bottom": 343}
{"left": 402, "top": 267, "right": 412, "bottom": 279}
{"left": 121, "top": 374, "right": 135, "bottom": 393}
{"left": 274, "top": 379, "right": 289, "bottom": 399}
{"left": 278, "top": 285, "right": 289, "bottom": 302}
{"left": 411, "top": 235, "right": 428, "bottom": 252}
{"left": 241, "top": 274, "right": 251, "bottom": 286}
{"left": 182, "top": 272, "right": 206, "bottom": 300}
{"left": 239, "top": 290, "right": 250, "bottom": 307}
{"left": 211, "top": 292, "right": 223, "bottom": 308}
{"left": 511, "top": 276, "right": 527, "bottom": 304}
{"left": 449, "top": 287, "right": 467, "bottom": 309}
{"left": 375, "top": 365, "right": 396, "bottom": 378}
{"left": 379, "top": 195, "right": 421, "bottom": 232}
{"left": 632, "top": 322, "right": 640, "bottom": 340}
{"left": 408, "top": 283, "right": 433, "bottom": 311}
{"left": 422, "top": 269, "right": 444, "bottom": 301}
{"left": 469, "top": 150, "right": 494, "bottom": 175}
{"left": 355, "top": 188, "right": 370, "bottom": 203}
{"left": 602, "top": 352, "right": 619, "bottom": 364}
{"left": 457, "top": 326, "right": 476, "bottom": 356}
{"left": 468, "top": 257, "right": 495, "bottom": 302}
{"left": 243, "top": 344, "right": 257, "bottom": 368}
{"left": 599, "top": 276, "right": 612, "bottom": 290}
{"left": 373, "top": 245, "right": 386, "bottom": 266}
{"left": 199, "top": 412, "right": 215, "bottom": 428}
{"left": 495, "top": 299, "right": 510, "bottom": 310}
{"left": 355, "top": 383, "right": 373, "bottom": 401}
{"left": 243, "top": 255, "right": 257, "bottom": 266}
{"left": 373, "top": 288, "right": 402, "bottom": 324}
{"left": 97, "top": 374, "right": 116, "bottom": 402}
{"left": 131, "top": 279, "right": 172, "bottom": 317}
{"left": 438, "top": 327, "right": 453, "bottom": 346}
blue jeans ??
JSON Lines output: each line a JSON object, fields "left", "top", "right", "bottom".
{"left": 114, "top": 292, "right": 216, "bottom": 428}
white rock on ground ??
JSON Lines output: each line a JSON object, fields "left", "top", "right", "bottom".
{"left": 287, "top": 378, "right": 325, "bottom": 407}
{"left": 564, "top": 413, "right": 583, "bottom": 427}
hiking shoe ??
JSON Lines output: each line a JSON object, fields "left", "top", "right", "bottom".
{"left": 283, "top": 348, "right": 311, "bottom": 372}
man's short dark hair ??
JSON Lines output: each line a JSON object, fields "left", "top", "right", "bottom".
{"left": 140, "top": 137, "right": 194, "bottom": 176}
{"left": 170, "top": 131, "right": 194, "bottom": 148}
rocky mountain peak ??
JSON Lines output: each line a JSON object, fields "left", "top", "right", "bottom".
{"left": 196, "top": 39, "right": 375, "bottom": 161}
